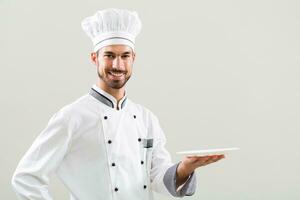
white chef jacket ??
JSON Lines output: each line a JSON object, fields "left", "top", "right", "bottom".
{"left": 11, "top": 85, "right": 196, "bottom": 200}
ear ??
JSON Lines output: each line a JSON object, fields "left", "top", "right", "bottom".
{"left": 132, "top": 51, "right": 136, "bottom": 62}
{"left": 91, "top": 52, "right": 98, "bottom": 65}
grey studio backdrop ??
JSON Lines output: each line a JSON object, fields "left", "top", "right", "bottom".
{"left": 1, "top": 0, "right": 299, "bottom": 199}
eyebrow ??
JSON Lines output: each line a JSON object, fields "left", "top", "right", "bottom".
{"left": 103, "top": 51, "right": 132, "bottom": 55}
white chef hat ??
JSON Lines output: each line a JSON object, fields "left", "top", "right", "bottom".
{"left": 81, "top": 8, "right": 142, "bottom": 52}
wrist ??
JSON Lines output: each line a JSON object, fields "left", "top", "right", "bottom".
{"left": 176, "top": 162, "right": 192, "bottom": 180}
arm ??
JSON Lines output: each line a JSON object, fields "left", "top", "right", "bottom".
{"left": 11, "top": 111, "right": 72, "bottom": 200}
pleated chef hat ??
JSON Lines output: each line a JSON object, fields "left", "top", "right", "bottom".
{"left": 81, "top": 8, "right": 142, "bottom": 52}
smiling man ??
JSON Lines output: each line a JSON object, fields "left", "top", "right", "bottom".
{"left": 11, "top": 8, "right": 224, "bottom": 200}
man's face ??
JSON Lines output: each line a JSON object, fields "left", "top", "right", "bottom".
{"left": 91, "top": 45, "right": 135, "bottom": 90}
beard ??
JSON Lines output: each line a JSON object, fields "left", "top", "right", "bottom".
{"left": 97, "top": 68, "right": 131, "bottom": 89}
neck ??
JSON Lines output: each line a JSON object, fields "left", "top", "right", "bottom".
{"left": 97, "top": 81, "right": 125, "bottom": 103}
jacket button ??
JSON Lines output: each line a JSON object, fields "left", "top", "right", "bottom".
{"left": 112, "top": 162, "right": 116, "bottom": 167}
{"left": 143, "top": 185, "right": 147, "bottom": 189}
{"left": 114, "top": 187, "right": 118, "bottom": 192}
{"left": 104, "top": 116, "right": 108, "bottom": 120}
{"left": 141, "top": 161, "right": 144, "bottom": 165}
{"left": 138, "top": 138, "right": 141, "bottom": 142}
{"left": 108, "top": 140, "right": 112, "bottom": 144}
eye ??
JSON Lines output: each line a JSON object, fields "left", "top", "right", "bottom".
{"left": 104, "top": 54, "right": 114, "bottom": 59}
{"left": 121, "top": 54, "right": 131, "bottom": 59}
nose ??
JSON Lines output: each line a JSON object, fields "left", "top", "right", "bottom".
{"left": 112, "top": 56, "right": 124, "bottom": 69}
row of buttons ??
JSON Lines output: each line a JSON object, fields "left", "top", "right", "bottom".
{"left": 108, "top": 137, "right": 141, "bottom": 144}
{"left": 107, "top": 138, "right": 144, "bottom": 165}
{"left": 113, "top": 185, "right": 147, "bottom": 192}
{"left": 103, "top": 114, "right": 147, "bottom": 193}
{"left": 110, "top": 161, "right": 143, "bottom": 166}
{"left": 104, "top": 115, "right": 137, "bottom": 120}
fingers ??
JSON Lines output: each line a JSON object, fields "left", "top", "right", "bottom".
{"left": 186, "top": 155, "right": 211, "bottom": 164}
{"left": 194, "top": 154, "right": 225, "bottom": 167}
{"left": 187, "top": 154, "right": 225, "bottom": 160}
{"left": 205, "top": 155, "right": 224, "bottom": 164}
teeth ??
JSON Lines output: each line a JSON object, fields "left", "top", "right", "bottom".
{"left": 109, "top": 72, "right": 124, "bottom": 77}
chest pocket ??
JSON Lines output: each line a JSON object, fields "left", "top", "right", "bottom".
{"left": 143, "top": 138, "right": 154, "bottom": 176}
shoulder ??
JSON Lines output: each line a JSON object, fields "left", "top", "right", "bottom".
{"left": 56, "top": 94, "right": 90, "bottom": 116}
{"left": 48, "top": 94, "right": 94, "bottom": 129}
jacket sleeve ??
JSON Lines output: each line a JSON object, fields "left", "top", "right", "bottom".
{"left": 11, "top": 111, "right": 73, "bottom": 200}
{"left": 148, "top": 114, "right": 197, "bottom": 197}
{"left": 163, "top": 162, "right": 197, "bottom": 197}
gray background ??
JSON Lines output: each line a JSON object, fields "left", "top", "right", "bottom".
{"left": 1, "top": 0, "right": 299, "bottom": 199}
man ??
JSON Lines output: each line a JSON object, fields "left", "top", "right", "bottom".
{"left": 11, "top": 8, "right": 224, "bottom": 200}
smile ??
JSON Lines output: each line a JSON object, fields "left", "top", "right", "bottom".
{"left": 108, "top": 71, "right": 125, "bottom": 78}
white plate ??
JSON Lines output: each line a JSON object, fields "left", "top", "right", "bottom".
{"left": 176, "top": 147, "right": 239, "bottom": 156}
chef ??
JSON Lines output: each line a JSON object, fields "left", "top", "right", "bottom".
{"left": 11, "top": 8, "right": 225, "bottom": 200}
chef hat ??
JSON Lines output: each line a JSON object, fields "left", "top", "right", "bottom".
{"left": 81, "top": 8, "right": 142, "bottom": 52}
